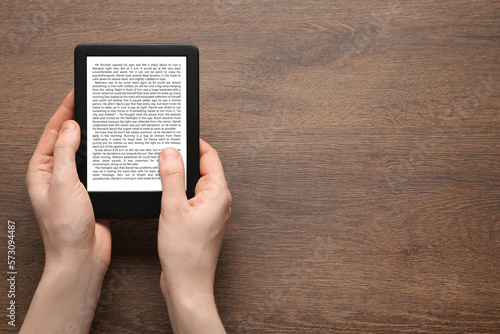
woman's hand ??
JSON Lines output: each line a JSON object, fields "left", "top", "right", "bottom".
{"left": 158, "top": 139, "right": 231, "bottom": 333}
{"left": 21, "top": 89, "right": 111, "bottom": 334}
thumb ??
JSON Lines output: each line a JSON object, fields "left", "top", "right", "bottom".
{"left": 52, "top": 120, "right": 80, "bottom": 186}
{"left": 159, "top": 148, "right": 187, "bottom": 210}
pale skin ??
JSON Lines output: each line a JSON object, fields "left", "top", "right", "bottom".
{"left": 21, "top": 89, "right": 231, "bottom": 334}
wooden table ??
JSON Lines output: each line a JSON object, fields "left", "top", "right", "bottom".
{"left": 1, "top": 1, "right": 499, "bottom": 332}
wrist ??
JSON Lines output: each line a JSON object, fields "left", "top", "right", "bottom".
{"left": 44, "top": 247, "right": 109, "bottom": 280}
{"left": 42, "top": 259, "right": 107, "bottom": 289}
{"left": 41, "top": 250, "right": 109, "bottom": 305}
{"left": 166, "top": 291, "right": 225, "bottom": 334}
{"left": 20, "top": 259, "right": 106, "bottom": 333}
{"left": 167, "top": 290, "right": 216, "bottom": 311}
{"left": 40, "top": 260, "right": 107, "bottom": 311}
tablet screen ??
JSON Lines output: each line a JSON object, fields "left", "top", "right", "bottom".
{"left": 86, "top": 56, "right": 186, "bottom": 192}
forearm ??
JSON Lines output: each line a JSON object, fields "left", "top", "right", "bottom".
{"left": 20, "top": 263, "right": 106, "bottom": 334}
{"left": 166, "top": 291, "right": 226, "bottom": 334}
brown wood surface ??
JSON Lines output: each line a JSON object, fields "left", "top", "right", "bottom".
{"left": 1, "top": 0, "right": 499, "bottom": 333}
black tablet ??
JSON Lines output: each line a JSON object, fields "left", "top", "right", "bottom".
{"left": 74, "top": 44, "right": 199, "bottom": 219}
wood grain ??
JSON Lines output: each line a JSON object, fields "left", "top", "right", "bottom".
{"left": 1, "top": 0, "right": 499, "bottom": 332}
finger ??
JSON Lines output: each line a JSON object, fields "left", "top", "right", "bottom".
{"left": 199, "top": 138, "right": 225, "bottom": 177}
{"left": 95, "top": 218, "right": 109, "bottom": 226}
{"left": 160, "top": 271, "right": 169, "bottom": 301}
{"left": 159, "top": 148, "right": 188, "bottom": 210}
{"left": 27, "top": 89, "right": 75, "bottom": 189}
{"left": 32, "top": 89, "right": 75, "bottom": 161}
{"left": 95, "top": 219, "right": 111, "bottom": 240}
{"left": 191, "top": 139, "right": 230, "bottom": 203}
{"left": 51, "top": 120, "right": 80, "bottom": 186}
{"left": 95, "top": 219, "right": 111, "bottom": 249}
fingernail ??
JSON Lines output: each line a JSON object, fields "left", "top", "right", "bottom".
{"left": 162, "top": 148, "right": 179, "bottom": 159}
{"left": 62, "top": 121, "right": 76, "bottom": 132}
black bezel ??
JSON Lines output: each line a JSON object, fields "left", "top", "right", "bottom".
{"left": 74, "top": 44, "right": 199, "bottom": 219}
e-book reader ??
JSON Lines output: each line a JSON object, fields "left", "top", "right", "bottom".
{"left": 74, "top": 44, "right": 199, "bottom": 218}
